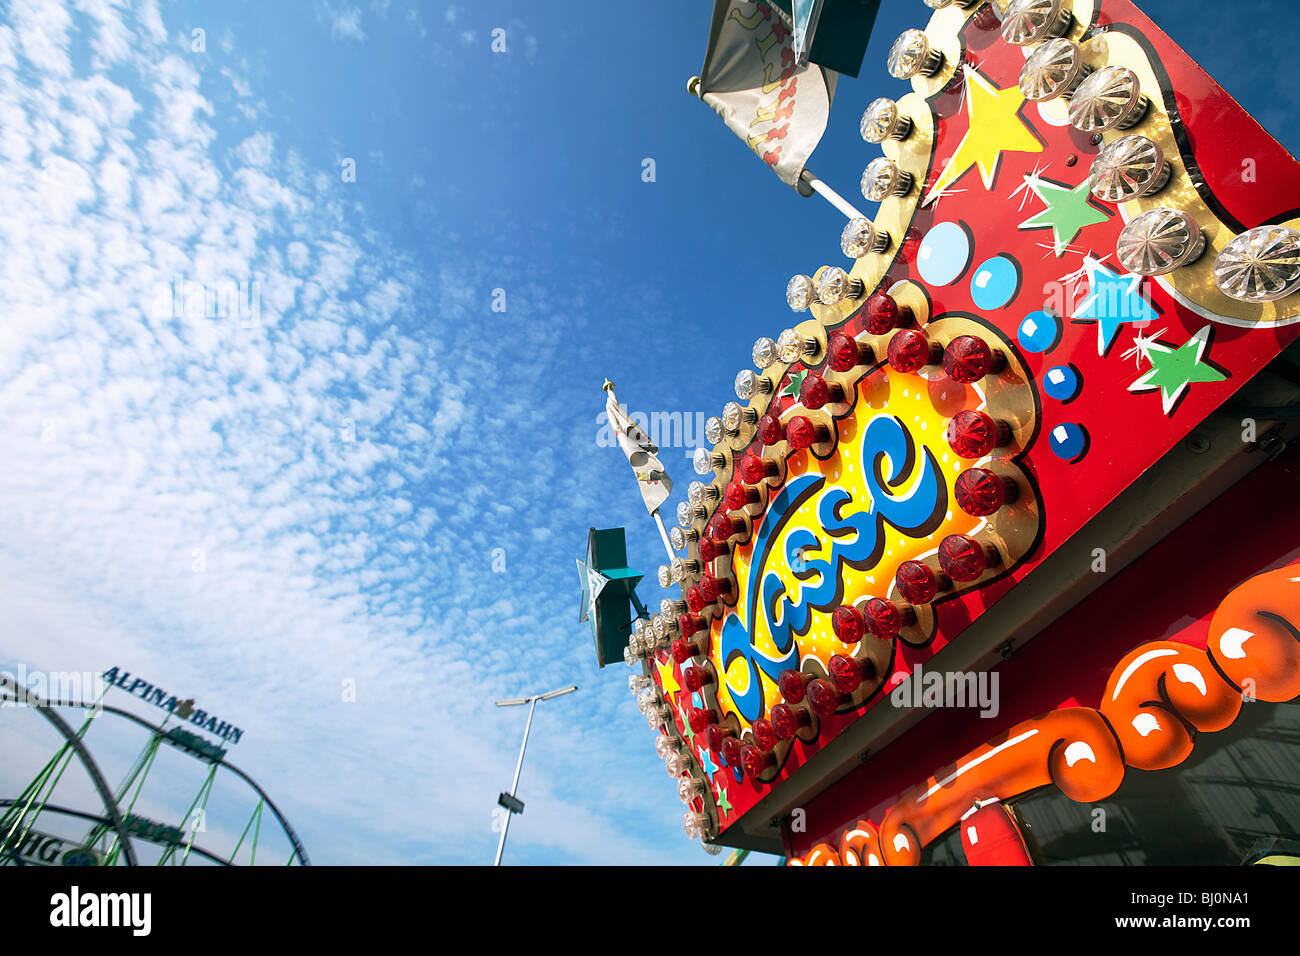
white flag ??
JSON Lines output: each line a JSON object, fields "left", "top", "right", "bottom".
{"left": 605, "top": 390, "right": 673, "bottom": 516}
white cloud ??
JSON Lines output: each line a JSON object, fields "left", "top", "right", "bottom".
{"left": 0, "top": 0, "right": 716, "bottom": 867}
{"left": 318, "top": 1, "right": 367, "bottom": 43}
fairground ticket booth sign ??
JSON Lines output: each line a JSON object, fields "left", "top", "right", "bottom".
{"left": 628, "top": 0, "right": 1300, "bottom": 865}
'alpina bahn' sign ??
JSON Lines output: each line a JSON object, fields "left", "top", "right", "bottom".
{"left": 101, "top": 667, "right": 244, "bottom": 745}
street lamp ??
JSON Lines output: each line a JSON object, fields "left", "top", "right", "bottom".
{"left": 493, "top": 684, "right": 578, "bottom": 866}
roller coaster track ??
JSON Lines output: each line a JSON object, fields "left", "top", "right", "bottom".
{"left": 0, "top": 679, "right": 310, "bottom": 866}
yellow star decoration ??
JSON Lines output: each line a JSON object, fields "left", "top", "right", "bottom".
{"left": 656, "top": 655, "right": 681, "bottom": 697}
{"left": 926, "top": 68, "right": 1043, "bottom": 203}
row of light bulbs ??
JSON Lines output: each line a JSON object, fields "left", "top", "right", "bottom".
{"left": 628, "top": 629, "right": 723, "bottom": 849}
{"left": 866, "top": 0, "right": 1300, "bottom": 300}
{"left": 641, "top": 0, "right": 1300, "bottom": 847}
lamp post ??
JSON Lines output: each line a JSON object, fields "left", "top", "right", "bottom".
{"left": 493, "top": 684, "right": 578, "bottom": 866}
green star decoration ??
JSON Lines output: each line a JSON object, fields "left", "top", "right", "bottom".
{"left": 780, "top": 369, "right": 807, "bottom": 398}
{"left": 1127, "top": 325, "right": 1227, "bottom": 415}
{"left": 1017, "top": 176, "right": 1109, "bottom": 257}
{"left": 678, "top": 704, "right": 695, "bottom": 746}
{"left": 715, "top": 784, "right": 733, "bottom": 817}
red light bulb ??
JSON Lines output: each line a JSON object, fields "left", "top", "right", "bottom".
{"left": 711, "top": 515, "right": 736, "bottom": 543}
{"left": 806, "top": 678, "right": 842, "bottom": 718}
{"left": 720, "top": 736, "right": 742, "bottom": 770}
{"left": 753, "top": 718, "right": 778, "bottom": 752}
{"left": 786, "top": 415, "right": 829, "bottom": 451}
{"left": 946, "top": 409, "right": 1010, "bottom": 459}
{"left": 943, "top": 335, "right": 1005, "bottom": 384}
{"left": 827, "top": 331, "right": 870, "bottom": 372}
{"left": 865, "top": 292, "right": 912, "bottom": 335}
{"left": 771, "top": 702, "right": 810, "bottom": 739}
{"left": 683, "top": 665, "right": 714, "bottom": 693}
{"left": 705, "top": 723, "right": 733, "bottom": 753}
{"left": 828, "top": 654, "right": 873, "bottom": 695}
{"left": 686, "top": 584, "right": 708, "bottom": 613}
{"left": 700, "top": 574, "right": 732, "bottom": 604}
{"left": 778, "top": 669, "right": 807, "bottom": 704}
{"left": 798, "top": 373, "right": 844, "bottom": 410}
{"left": 973, "top": 4, "right": 1000, "bottom": 29}
{"left": 689, "top": 707, "right": 717, "bottom": 734}
{"left": 896, "top": 560, "right": 948, "bottom": 605}
{"left": 671, "top": 636, "right": 701, "bottom": 663}
{"left": 740, "top": 455, "right": 779, "bottom": 484}
{"left": 954, "top": 468, "right": 1017, "bottom": 517}
{"left": 757, "top": 414, "right": 785, "bottom": 446}
{"left": 741, "top": 743, "right": 774, "bottom": 779}
{"left": 887, "top": 329, "right": 940, "bottom": 373}
{"left": 677, "top": 614, "right": 700, "bottom": 639}
{"left": 725, "top": 481, "right": 760, "bottom": 511}
{"left": 864, "top": 597, "right": 915, "bottom": 639}
{"left": 938, "top": 534, "right": 999, "bottom": 582}
{"left": 831, "top": 604, "right": 867, "bottom": 644}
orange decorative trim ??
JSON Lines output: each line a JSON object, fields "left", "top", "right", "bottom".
{"left": 790, "top": 562, "right": 1300, "bottom": 866}
{"left": 839, "top": 819, "right": 883, "bottom": 866}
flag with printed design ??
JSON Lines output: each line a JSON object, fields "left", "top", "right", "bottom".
{"left": 696, "top": 0, "right": 837, "bottom": 188}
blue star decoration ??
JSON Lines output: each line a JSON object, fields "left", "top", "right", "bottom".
{"left": 1073, "top": 257, "right": 1160, "bottom": 356}
{"left": 698, "top": 746, "right": 718, "bottom": 777}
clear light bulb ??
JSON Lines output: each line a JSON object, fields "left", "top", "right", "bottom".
{"left": 705, "top": 416, "right": 725, "bottom": 445}
{"left": 786, "top": 274, "right": 816, "bottom": 311}
{"left": 692, "top": 446, "right": 713, "bottom": 475}
{"left": 776, "top": 328, "right": 805, "bottom": 363}
{"left": 687, "top": 480, "right": 706, "bottom": 505}
{"left": 752, "top": 337, "right": 778, "bottom": 369}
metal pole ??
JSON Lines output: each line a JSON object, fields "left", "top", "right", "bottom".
{"left": 799, "top": 169, "right": 867, "bottom": 221}
{"left": 651, "top": 510, "right": 676, "bottom": 562}
{"left": 494, "top": 695, "right": 538, "bottom": 867}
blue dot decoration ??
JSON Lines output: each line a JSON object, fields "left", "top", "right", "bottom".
{"left": 1049, "top": 422, "right": 1089, "bottom": 462}
{"left": 1043, "top": 364, "right": 1081, "bottom": 402}
{"left": 1018, "top": 310, "right": 1061, "bottom": 353}
{"left": 917, "top": 221, "right": 972, "bottom": 287}
{"left": 970, "top": 255, "right": 1021, "bottom": 310}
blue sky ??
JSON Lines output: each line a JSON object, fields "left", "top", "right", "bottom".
{"left": 0, "top": 0, "right": 1296, "bottom": 866}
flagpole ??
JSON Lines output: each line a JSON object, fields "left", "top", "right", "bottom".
{"left": 687, "top": 76, "right": 865, "bottom": 223}
{"left": 651, "top": 510, "right": 675, "bottom": 563}
{"left": 798, "top": 169, "right": 866, "bottom": 222}
{"left": 603, "top": 379, "right": 679, "bottom": 565}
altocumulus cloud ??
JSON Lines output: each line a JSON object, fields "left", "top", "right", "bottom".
{"left": 0, "top": 0, "right": 698, "bottom": 865}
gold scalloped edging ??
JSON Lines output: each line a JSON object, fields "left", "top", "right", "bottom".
{"left": 677, "top": 319, "right": 1043, "bottom": 750}
{"left": 1085, "top": 30, "right": 1300, "bottom": 327}
{"left": 664, "top": 1, "right": 1042, "bottom": 796}
{"left": 672, "top": 0, "right": 1300, "bottom": 835}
